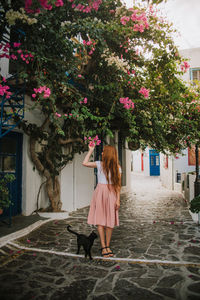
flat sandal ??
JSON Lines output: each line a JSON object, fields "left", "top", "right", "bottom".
{"left": 100, "top": 247, "right": 110, "bottom": 257}
{"left": 106, "top": 246, "right": 114, "bottom": 257}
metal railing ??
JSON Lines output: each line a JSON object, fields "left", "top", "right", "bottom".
{"left": 0, "top": 74, "right": 25, "bottom": 138}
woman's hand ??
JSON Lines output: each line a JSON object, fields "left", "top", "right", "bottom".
{"left": 115, "top": 199, "right": 120, "bottom": 210}
{"left": 82, "top": 144, "right": 96, "bottom": 168}
{"left": 89, "top": 144, "right": 95, "bottom": 151}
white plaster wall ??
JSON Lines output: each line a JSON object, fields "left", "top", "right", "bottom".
{"left": 132, "top": 148, "right": 149, "bottom": 176}
{"left": 174, "top": 149, "right": 195, "bottom": 174}
{"left": 21, "top": 96, "right": 48, "bottom": 215}
{"left": 180, "top": 48, "right": 200, "bottom": 82}
{"left": 143, "top": 149, "right": 150, "bottom": 176}
{"left": 183, "top": 173, "right": 196, "bottom": 202}
{"left": 160, "top": 153, "right": 173, "bottom": 190}
{"left": 0, "top": 57, "right": 9, "bottom": 78}
{"left": 60, "top": 161, "right": 74, "bottom": 212}
{"left": 125, "top": 148, "right": 132, "bottom": 188}
{"left": 174, "top": 183, "right": 182, "bottom": 193}
{"left": 74, "top": 153, "right": 94, "bottom": 210}
{"left": 22, "top": 134, "right": 47, "bottom": 215}
{"left": 61, "top": 152, "right": 95, "bottom": 213}
{"left": 189, "top": 174, "right": 195, "bottom": 202}
{"left": 132, "top": 150, "right": 141, "bottom": 172}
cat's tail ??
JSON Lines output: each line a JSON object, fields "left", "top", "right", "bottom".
{"left": 67, "top": 225, "right": 78, "bottom": 236}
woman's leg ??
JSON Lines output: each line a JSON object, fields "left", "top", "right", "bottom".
{"left": 98, "top": 225, "right": 109, "bottom": 256}
{"left": 106, "top": 227, "right": 114, "bottom": 256}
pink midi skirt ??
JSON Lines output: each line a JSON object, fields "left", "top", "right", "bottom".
{"left": 87, "top": 183, "right": 119, "bottom": 228}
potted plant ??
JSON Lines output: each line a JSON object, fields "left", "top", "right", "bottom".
{"left": 0, "top": 174, "right": 15, "bottom": 214}
{"left": 189, "top": 194, "right": 200, "bottom": 225}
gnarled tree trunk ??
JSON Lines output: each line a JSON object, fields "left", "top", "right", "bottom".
{"left": 30, "top": 136, "right": 62, "bottom": 211}
{"left": 46, "top": 176, "right": 62, "bottom": 211}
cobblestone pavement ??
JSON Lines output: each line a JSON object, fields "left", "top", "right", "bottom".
{"left": 0, "top": 173, "right": 200, "bottom": 300}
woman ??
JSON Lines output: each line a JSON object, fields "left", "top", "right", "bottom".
{"left": 82, "top": 144, "right": 121, "bottom": 257}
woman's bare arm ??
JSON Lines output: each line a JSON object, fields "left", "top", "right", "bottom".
{"left": 82, "top": 145, "right": 97, "bottom": 168}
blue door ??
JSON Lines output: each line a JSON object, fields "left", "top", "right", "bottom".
{"left": 149, "top": 150, "right": 160, "bottom": 176}
{"left": 0, "top": 131, "right": 23, "bottom": 216}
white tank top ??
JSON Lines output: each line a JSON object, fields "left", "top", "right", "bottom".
{"left": 96, "top": 161, "right": 121, "bottom": 184}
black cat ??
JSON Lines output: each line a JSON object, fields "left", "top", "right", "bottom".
{"left": 67, "top": 225, "right": 97, "bottom": 260}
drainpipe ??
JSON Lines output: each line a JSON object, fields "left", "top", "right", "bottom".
{"left": 73, "top": 159, "right": 76, "bottom": 211}
{"left": 172, "top": 156, "right": 174, "bottom": 190}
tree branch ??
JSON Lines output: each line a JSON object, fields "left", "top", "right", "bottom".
{"left": 58, "top": 137, "right": 83, "bottom": 145}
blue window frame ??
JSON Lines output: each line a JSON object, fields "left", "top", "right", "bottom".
{"left": 190, "top": 68, "right": 200, "bottom": 82}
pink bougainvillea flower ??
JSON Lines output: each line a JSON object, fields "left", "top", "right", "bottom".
{"left": 96, "top": 140, "right": 101, "bottom": 145}
{"left": 170, "top": 221, "right": 174, "bottom": 225}
{"left": 13, "top": 42, "right": 21, "bottom": 47}
{"left": 10, "top": 54, "right": 17, "bottom": 60}
{"left": 85, "top": 135, "right": 101, "bottom": 146}
{"left": 180, "top": 61, "right": 190, "bottom": 72}
{"left": 120, "top": 16, "right": 130, "bottom": 25}
{"left": 139, "top": 87, "right": 150, "bottom": 99}
{"left": 0, "top": 84, "right": 12, "bottom": 98}
{"left": 33, "top": 86, "right": 51, "bottom": 98}
{"left": 78, "top": 74, "right": 82, "bottom": 78}
{"left": 55, "top": 112, "right": 61, "bottom": 118}
{"left": 115, "top": 265, "right": 120, "bottom": 270}
{"left": 83, "top": 97, "right": 87, "bottom": 103}
{"left": 27, "top": 239, "right": 31, "bottom": 243}
{"left": 55, "top": 0, "right": 64, "bottom": 7}
{"left": 119, "top": 97, "right": 134, "bottom": 110}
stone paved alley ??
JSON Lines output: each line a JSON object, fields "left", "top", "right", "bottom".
{"left": 0, "top": 173, "right": 200, "bottom": 300}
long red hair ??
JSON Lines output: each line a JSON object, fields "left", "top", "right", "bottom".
{"left": 102, "top": 145, "right": 121, "bottom": 194}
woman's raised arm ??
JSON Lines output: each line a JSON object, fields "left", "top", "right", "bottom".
{"left": 82, "top": 145, "right": 97, "bottom": 168}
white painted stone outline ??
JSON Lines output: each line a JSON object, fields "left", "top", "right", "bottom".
{"left": 8, "top": 241, "right": 200, "bottom": 267}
